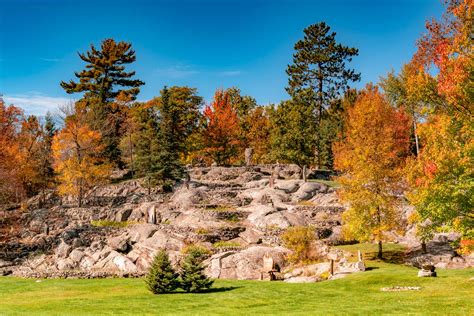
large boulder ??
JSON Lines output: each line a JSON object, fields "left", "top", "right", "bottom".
{"left": 205, "top": 246, "right": 289, "bottom": 280}
{"left": 107, "top": 234, "right": 130, "bottom": 252}
{"left": 274, "top": 180, "right": 301, "bottom": 194}
{"left": 115, "top": 207, "right": 132, "bottom": 222}
{"left": 239, "top": 228, "right": 263, "bottom": 245}
{"left": 246, "top": 205, "right": 304, "bottom": 229}
{"left": 139, "top": 230, "right": 185, "bottom": 252}
{"left": 69, "top": 249, "right": 85, "bottom": 263}
{"left": 293, "top": 182, "right": 327, "bottom": 201}
{"left": 129, "top": 202, "right": 162, "bottom": 223}
{"left": 112, "top": 254, "right": 137, "bottom": 273}
{"left": 128, "top": 224, "right": 159, "bottom": 243}
{"left": 277, "top": 164, "right": 302, "bottom": 180}
{"left": 56, "top": 241, "right": 72, "bottom": 259}
{"left": 57, "top": 258, "right": 75, "bottom": 270}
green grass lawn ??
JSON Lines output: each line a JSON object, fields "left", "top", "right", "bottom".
{"left": 1, "top": 260, "right": 472, "bottom": 315}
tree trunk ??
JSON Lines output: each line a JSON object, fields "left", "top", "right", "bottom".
{"left": 78, "top": 185, "right": 83, "bottom": 207}
{"left": 129, "top": 133, "right": 134, "bottom": 177}
{"left": 377, "top": 240, "right": 383, "bottom": 259}
{"left": 147, "top": 177, "right": 151, "bottom": 196}
{"left": 421, "top": 241, "right": 427, "bottom": 254}
{"left": 413, "top": 119, "right": 420, "bottom": 156}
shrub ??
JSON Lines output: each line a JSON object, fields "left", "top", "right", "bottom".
{"left": 195, "top": 228, "right": 210, "bottom": 235}
{"left": 281, "top": 226, "right": 316, "bottom": 264}
{"left": 212, "top": 241, "right": 242, "bottom": 249}
{"left": 181, "top": 244, "right": 212, "bottom": 258}
{"left": 145, "top": 249, "right": 179, "bottom": 294}
{"left": 91, "top": 220, "right": 131, "bottom": 228}
{"left": 179, "top": 247, "right": 213, "bottom": 293}
{"left": 458, "top": 239, "right": 474, "bottom": 255}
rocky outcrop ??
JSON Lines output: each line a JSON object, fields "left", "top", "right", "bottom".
{"left": 205, "top": 246, "right": 289, "bottom": 280}
{"left": 2, "top": 165, "right": 470, "bottom": 280}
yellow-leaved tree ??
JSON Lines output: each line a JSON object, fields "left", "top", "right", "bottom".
{"left": 52, "top": 112, "right": 111, "bottom": 207}
{"left": 334, "top": 85, "right": 411, "bottom": 259}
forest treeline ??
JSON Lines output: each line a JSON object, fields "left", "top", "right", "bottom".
{"left": 0, "top": 1, "right": 472, "bottom": 252}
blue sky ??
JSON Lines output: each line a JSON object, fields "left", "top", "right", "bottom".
{"left": 0, "top": 0, "right": 443, "bottom": 116}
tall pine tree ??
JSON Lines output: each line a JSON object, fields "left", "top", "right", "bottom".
{"left": 60, "top": 39, "right": 144, "bottom": 167}
{"left": 286, "top": 22, "right": 360, "bottom": 169}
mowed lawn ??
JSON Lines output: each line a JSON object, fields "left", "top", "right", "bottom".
{"left": 0, "top": 260, "right": 473, "bottom": 315}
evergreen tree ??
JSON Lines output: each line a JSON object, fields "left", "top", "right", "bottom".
{"left": 179, "top": 247, "right": 213, "bottom": 293}
{"left": 127, "top": 102, "right": 162, "bottom": 194}
{"left": 146, "top": 249, "right": 180, "bottom": 294}
{"left": 60, "top": 38, "right": 144, "bottom": 103}
{"left": 155, "top": 87, "right": 185, "bottom": 190}
{"left": 60, "top": 38, "right": 144, "bottom": 167}
{"left": 37, "top": 112, "right": 56, "bottom": 206}
{"left": 286, "top": 22, "right": 360, "bottom": 169}
{"left": 151, "top": 86, "right": 203, "bottom": 160}
{"left": 270, "top": 100, "right": 315, "bottom": 168}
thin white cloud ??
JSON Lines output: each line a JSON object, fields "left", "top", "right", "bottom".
{"left": 155, "top": 65, "right": 199, "bottom": 78}
{"left": 217, "top": 70, "right": 242, "bottom": 77}
{"left": 3, "top": 93, "right": 73, "bottom": 116}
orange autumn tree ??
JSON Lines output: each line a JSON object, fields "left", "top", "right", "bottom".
{"left": 414, "top": 0, "right": 473, "bottom": 115}
{"left": 52, "top": 107, "right": 111, "bottom": 206}
{"left": 203, "top": 89, "right": 241, "bottom": 165}
{"left": 334, "top": 85, "right": 411, "bottom": 259}
{"left": 244, "top": 106, "right": 272, "bottom": 164}
{"left": 0, "top": 99, "right": 25, "bottom": 204}
{"left": 405, "top": 0, "right": 473, "bottom": 251}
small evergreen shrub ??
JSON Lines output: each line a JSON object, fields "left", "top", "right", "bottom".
{"left": 146, "top": 249, "right": 179, "bottom": 294}
{"left": 179, "top": 247, "right": 213, "bottom": 293}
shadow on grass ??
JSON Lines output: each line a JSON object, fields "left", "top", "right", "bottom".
{"left": 170, "top": 286, "right": 241, "bottom": 295}
{"left": 364, "top": 251, "right": 406, "bottom": 264}
{"left": 199, "top": 286, "right": 241, "bottom": 293}
{"left": 365, "top": 267, "right": 379, "bottom": 271}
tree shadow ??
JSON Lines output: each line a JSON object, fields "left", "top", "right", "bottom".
{"left": 364, "top": 250, "right": 406, "bottom": 264}
{"left": 172, "top": 286, "right": 241, "bottom": 295}
{"left": 199, "top": 286, "right": 241, "bottom": 294}
{"left": 364, "top": 267, "right": 379, "bottom": 271}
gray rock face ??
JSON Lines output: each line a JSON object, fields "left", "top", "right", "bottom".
{"left": 11, "top": 165, "right": 468, "bottom": 280}
{"left": 57, "top": 258, "right": 75, "bottom": 270}
{"left": 115, "top": 208, "right": 132, "bottom": 222}
{"left": 205, "top": 246, "right": 289, "bottom": 280}
{"left": 293, "top": 182, "right": 327, "bottom": 201}
{"left": 128, "top": 224, "right": 159, "bottom": 243}
{"left": 107, "top": 234, "right": 130, "bottom": 252}
{"left": 56, "top": 241, "right": 72, "bottom": 259}
{"left": 69, "top": 249, "right": 84, "bottom": 263}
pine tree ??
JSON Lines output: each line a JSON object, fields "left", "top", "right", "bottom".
{"left": 270, "top": 100, "right": 315, "bottom": 168}
{"left": 146, "top": 249, "right": 180, "bottom": 294}
{"left": 154, "top": 87, "right": 185, "bottom": 190}
{"left": 286, "top": 22, "right": 360, "bottom": 169}
{"left": 127, "top": 103, "right": 162, "bottom": 194}
{"left": 60, "top": 38, "right": 144, "bottom": 103}
{"left": 179, "top": 248, "right": 213, "bottom": 293}
{"left": 60, "top": 38, "right": 144, "bottom": 166}
{"left": 37, "top": 112, "right": 57, "bottom": 206}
